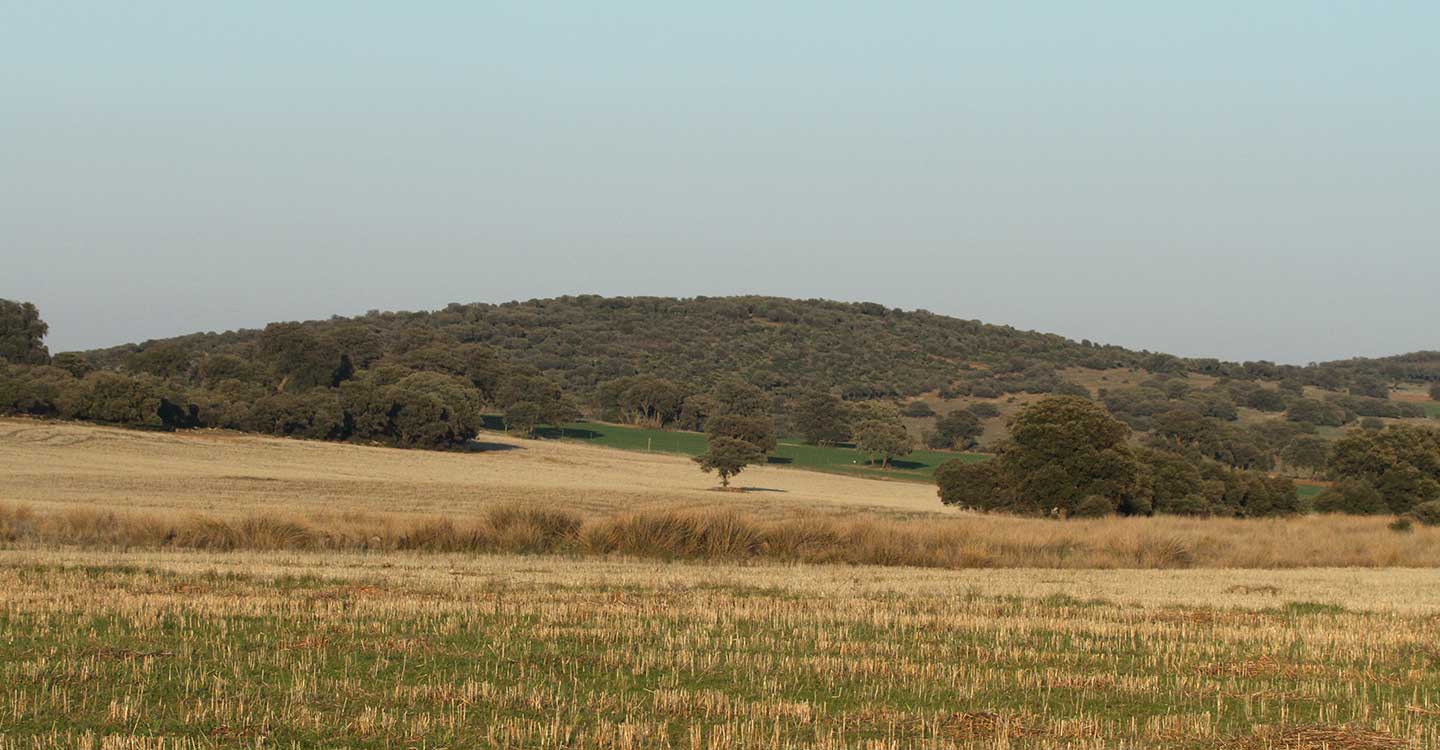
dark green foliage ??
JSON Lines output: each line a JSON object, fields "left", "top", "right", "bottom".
{"left": 1327, "top": 425, "right": 1440, "bottom": 513}
{"left": 337, "top": 371, "right": 483, "bottom": 447}
{"left": 928, "top": 409, "right": 982, "bottom": 450}
{"left": 935, "top": 459, "right": 1008, "bottom": 511}
{"left": 1411, "top": 500, "right": 1440, "bottom": 527}
{"left": 706, "top": 414, "right": 777, "bottom": 454}
{"left": 188, "top": 379, "right": 270, "bottom": 429}
{"left": 1349, "top": 376, "right": 1389, "bottom": 399}
{"left": 1359, "top": 417, "right": 1385, "bottom": 430}
{"left": 1331, "top": 394, "right": 1413, "bottom": 419}
{"left": 1286, "top": 398, "right": 1348, "bottom": 427}
{"left": 1312, "top": 479, "right": 1388, "bottom": 515}
{"left": 936, "top": 398, "right": 1297, "bottom": 518}
{"left": 496, "top": 373, "right": 577, "bottom": 437}
{"left": 1072, "top": 495, "right": 1116, "bottom": 518}
{"left": 675, "top": 394, "right": 719, "bottom": 431}
{"left": 243, "top": 391, "right": 347, "bottom": 440}
{"left": 1102, "top": 385, "right": 1181, "bottom": 426}
{"left": 68, "top": 372, "right": 164, "bottom": 428}
{"left": 938, "top": 397, "right": 1147, "bottom": 516}
{"left": 709, "top": 377, "right": 771, "bottom": 417}
{"left": 1243, "top": 387, "right": 1289, "bottom": 413}
{"left": 1138, "top": 448, "right": 1206, "bottom": 515}
{"left": 967, "top": 402, "right": 1000, "bottom": 419}
{"left": 388, "top": 372, "right": 484, "bottom": 447}
{"left": 258, "top": 323, "right": 347, "bottom": 391}
{"left": 123, "top": 343, "right": 193, "bottom": 379}
{"left": 902, "top": 400, "right": 935, "bottom": 418}
{"left": 1050, "top": 381, "right": 1092, "bottom": 398}
{"left": 1389, "top": 516, "right": 1414, "bottom": 532}
{"left": 596, "top": 375, "right": 689, "bottom": 427}
{"left": 0, "top": 299, "right": 50, "bottom": 365}
{"left": 1186, "top": 390, "right": 1238, "bottom": 420}
{"left": 1225, "top": 473, "right": 1301, "bottom": 517}
{"left": 1150, "top": 412, "right": 1275, "bottom": 471}
{"left": 0, "top": 364, "right": 80, "bottom": 416}
{"left": 853, "top": 419, "right": 913, "bottom": 469}
{"left": 692, "top": 435, "right": 767, "bottom": 488}
{"left": 195, "top": 354, "right": 265, "bottom": 386}
{"left": 1003, "top": 397, "right": 1148, "bottom": 515}
{"left": 49, "top": 353, "right": 93, "bottom": 379}
{"left": 1280, "top": 435, "right": 1329, "bottom": 475}
{"left": 792, "top": 390, "right": 850, "bottom": 446}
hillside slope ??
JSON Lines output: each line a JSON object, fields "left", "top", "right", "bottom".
{"left": 79, "top": 295, "right": 1154, "bottom": 399}
{"left": 79, "top": 295, "right": 1438, "bottom": 402}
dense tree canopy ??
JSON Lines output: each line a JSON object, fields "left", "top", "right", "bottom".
{"left": 0, "top": 299, "right": 50, "bottom": 365}
{"left": 853, "top": 419, "right": 913, "bottom": 469}
{"left": 792, "top": 390, "right": 850, "bottom": 446}
{"left": 1326, "top": 425, "right": 1440, "bottom": 514}
{"left": 937, "top": 397, "right": 1300, "bottom": 518}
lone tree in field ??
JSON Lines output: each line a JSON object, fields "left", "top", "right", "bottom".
{"left": 694, "top": 435, "right": 767, "bottom": 488}
{"left": 0, "top": 299, "right": 50, "bottom": 365}
{"left": 853, "top": 419, "right": 913, "bottom": 469}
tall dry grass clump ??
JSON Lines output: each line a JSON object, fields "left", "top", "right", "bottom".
{"left": 2, "top": 501, "right": 1437, "bottom": 569}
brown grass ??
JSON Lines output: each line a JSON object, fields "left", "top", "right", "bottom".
{"left": 4, "top": 501, "right": 1439, "bottom": 569}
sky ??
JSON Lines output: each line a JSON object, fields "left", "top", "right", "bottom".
{"left": 3, "top": 2, "right": 1436, "bottom": 363}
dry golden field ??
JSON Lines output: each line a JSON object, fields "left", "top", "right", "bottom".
{"left": 1, "top": 550, "right": 1438, "bottom": 748}
{"left": 0, "top": 417, "right": 942, "bottom": 519}
{"left": 5, "top": 417, "right": 1440, "bottom": 570}
{"left": 4, "top": 417, "right": 1440, "bottom": 748}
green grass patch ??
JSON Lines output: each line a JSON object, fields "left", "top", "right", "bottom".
{"left": 483, "top": 418, "right": 986, "bottom": 481}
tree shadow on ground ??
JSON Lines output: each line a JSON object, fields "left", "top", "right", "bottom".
{"left": 478, "top": 415, "right": 601, "bottom": 441}
{"left": 766, "top": 456, "right": 793, "bottom": 465}
{"left": 462, "top": 440, "right": 525, "bottom": 453}
{"left": 532, "top": 426, "right": 601, "bottom": 440}
{"left": 856, "top": 459, "right": 926, "bottom": 471}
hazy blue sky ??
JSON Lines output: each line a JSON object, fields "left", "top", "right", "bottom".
{"left": 4, "top": 2, "right": 1436, "bottom": 362}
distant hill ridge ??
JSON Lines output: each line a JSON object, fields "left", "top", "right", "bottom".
{"left": 79, "top": 295, "right": 1435, "bottom": 399}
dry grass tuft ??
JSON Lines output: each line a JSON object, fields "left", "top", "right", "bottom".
{"left": 1217, "top": 724, "right": 1413, "bottom": 750}
{"left": 5, "top": 502, "right": 1440, "bottom": 569}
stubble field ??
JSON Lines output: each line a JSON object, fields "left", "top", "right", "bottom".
{"left": 2, "top": 551, "right": 1438, "bottom": 749}
{"left": 3, "top": 418, "right": 1440, "bottom": 748}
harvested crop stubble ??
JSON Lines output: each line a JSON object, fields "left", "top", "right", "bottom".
{"left": 0, "top": 551, "right": 1436, "bottom": 748}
